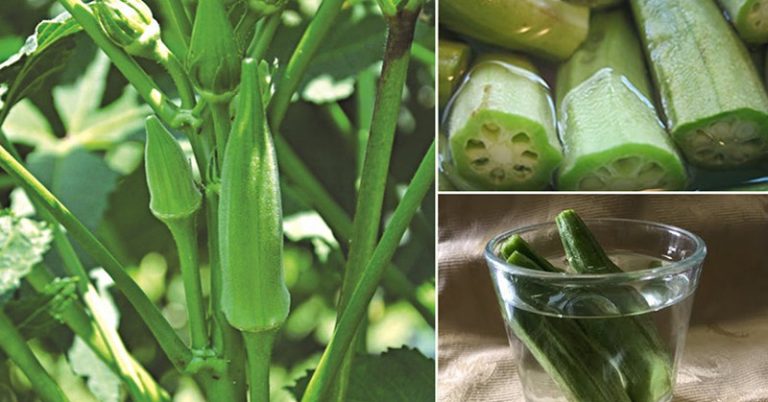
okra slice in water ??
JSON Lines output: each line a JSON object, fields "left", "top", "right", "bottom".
{"left": 438, "top": 38, "right": 471, "bottom": 108}
{"left": 440, "top": 0, "right": 589, "bottom": 61}
{"left": 632, "top": 0, "right": 768, "bottom": 168}
{"left": 556, "top": 11, "right": 687, "bottom": 191}
{"left": 718, "top": 0, "right": 768, "bottom": 43}
{"left": 495, "top": 251, "right": 631, "bottom": 402}
{"left": 446, "top": 55, "right": 562, "bottom": 190}
{"left": 555, "top": 210, "right": 673, "bottom": 402}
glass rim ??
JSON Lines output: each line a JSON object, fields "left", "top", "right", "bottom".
{"left": 484, "top": 217, "right": 707, "bottom": 282}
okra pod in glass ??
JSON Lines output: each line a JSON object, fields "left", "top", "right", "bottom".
{"left": 718, "top": 0, "right": 768, "bottom": 43}
{"left": 563, "top": 0, "right": 624, "bottom": 8}
{"left": 556, "top": 11, "right": 687, "bottom": 191}
{"left": 632, "top": 0, "right": 768, "bottom": 168}
{"left": 438, "top": 38, "right": 471, "bottom": 108}
{"left": 440, "top": 0, "right": 589, "bottom": 61}
{"left": 446, "top": 54, "right": 562, "bottom": 190}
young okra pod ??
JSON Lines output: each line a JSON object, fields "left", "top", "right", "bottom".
{"left": 438, "top": 38, "right": 471, "bottom": 109}
{"left": 632, "top": 0, "right": 768, "bottom": 168}
{"left": 718, "top": 0, "right": 768, "bottom": 43}
{"left": 555, "top": 11, "right": 687, "bottom": 191}
{"left": 446, "top": 54, "right": 563, "bottom": 190}
{"left": 188, "top": 0, "right": 242, "bottom": 101}
{"left": 440, "top": 0, "right": 589, "bottom": 61}
{"left": 218, "top": 59, "right": 290, "bottom": 333}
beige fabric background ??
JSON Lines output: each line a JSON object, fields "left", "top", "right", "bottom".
{"left": 438, "top": 195, "right": 768, "bottom": 402}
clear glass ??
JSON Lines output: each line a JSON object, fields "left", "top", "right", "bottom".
{"left": 484, "top": 218, "right": 706, "bottom": 402}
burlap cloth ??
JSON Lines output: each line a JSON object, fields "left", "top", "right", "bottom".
{"left": 438, "top": 195, "right": 768, "bottom": 402}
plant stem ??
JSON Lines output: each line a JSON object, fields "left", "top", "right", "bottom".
{"left": 156, "top": 42, "right": 196, "bottom": 109}
{"left": 159, "top": 0, "right": 192, "bottom": 51}
{"left": 355, "top": 67, "right": 377, "bottom": 179}
{"left": 248, "top": 12, "right": 282, "bottom": 61}
{"left": 242, "top": 330, "right": 278, "bottom": 402}
{"left": 56, "top": 0, "right": 186, "bottom": 127}
{"left": 300, "top": 142, "right": 435, "bottom": 402}
{"left": 323, "top": 102, "right": 354, "bottom": 140}
{"left": 0, "top": 311, "right": 70, "bottom": 402}
{"left": 269, "top": 0, "right": 345, "bottom": 127}
{"left": 210, "top": 102, "right": 231, "bottom": 169}
{"left": 204, "top": 191, "right": 247, "bottom": 401}
{"left": 0, "top": 174, "right": 14, "bottom": 190}
{"left": 26, "top": 267, "right": 170, "bottom": 402}
{"left": 332, "top": 8, "right": 421, "bottom": 400}
{"left": 166, "top": 217, "right": 208, "bottom": 351}
{"left": 0, "top": 143, "right": 192, "bottom": 370}
{"left": 410, "top": 42, "right": 434, "bottom": 70}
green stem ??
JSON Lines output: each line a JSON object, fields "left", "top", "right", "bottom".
{"left": 323, "top": 102, "right": 354, "bottom": 140}
{"left": 248, "top": 12, "right": 282, "bottom": 61}
{"left": 410, "top": 42, "right": 434, "bottom": 70}
{"left": 56, "top": 0, "right": 187, "bottom": 128}
{"left": 332, "top": 9, "right": 421, "bottom": 400}
{"left": 300, "top": 142, "right": 435, "bottom": 402}
{"left": 242, "top": 330, "right": 278, "bottom": 402}
{"left": 210, "top": 102, "right": 231, "bottom": 169}
{"left": 166, "top": 216, "right": 208, "bottom": 351}
{"left": 355, "top": 68, "right": 377, "bottom": 179}
{"left": 26, "top": 267, "right": 170, "bottom": 402}
{"left": 269, "top": 0, "right": 345, "bottom": 127}
{"left": 0, "top": 174, "right": 13, "bottom": 190}
{"left": 159, "top": 0, "right": 192, "bottom": 51}
{"left": 0, "top": 311, "right": 70, "bottom": 402}
{"left": 204, "top": 191, "right": 247, "bottom": 401}
{"left": 0, "top": 143, "right": 192, "bottom": 370}
{"left": 156, "top": 42, "right": 196, "bottom": 109}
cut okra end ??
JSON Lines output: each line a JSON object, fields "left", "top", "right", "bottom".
{"left": 677, "top": 116, "right": 768, "bottom": 169}
{"left": 740, "top": 0, "right": 768, "bottom": 41}
{"left": 558, "top": 146, "right": 688, "bottom": 191}
{"left": 450, "top": 115, "right": 560, "bottom": 190}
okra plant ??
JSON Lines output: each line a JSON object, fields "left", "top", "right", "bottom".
{"left": 0, "top": 0, "right": 435, "bottom": 400}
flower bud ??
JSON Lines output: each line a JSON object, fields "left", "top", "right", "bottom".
{"left": 92, "top": 0, "right": 161, "bottom": 59}
{"left": 187, "top": 0, "right": 241, "bottom": 102}
{"left": 144, "top": 116, "right": 202, "bottom": 222}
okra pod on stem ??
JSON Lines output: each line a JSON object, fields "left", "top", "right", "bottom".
{"left": 447, "top": 54, "right": 563, "bottom": 190}
{"left": 219, "top": 58, "right": 290, "bottom": 402}
{"left": 555, "top": 11, "right": 687, "bottom": 191}
{"left": 632, "top": 0, "right": 768, "bottom": 168}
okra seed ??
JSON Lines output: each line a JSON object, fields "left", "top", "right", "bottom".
{"left": 521, "top": 150, "right": 538, "bottom": 161}
{"left": 472, "top": 157, "right": 490, "bottom": 167}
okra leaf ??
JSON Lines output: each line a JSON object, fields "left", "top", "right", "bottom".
{"left": 3, "top": 277, "right": 78, "bottom": 339}
{"left": 0, "top": 36, "right": 23, "bottom": 62}
{"left": 0, "top": 211, "right": 53, "bottom": 300}
{"left": 0, "top": 12, "right": 82, "bottom": 123}
{"left": 27, "top": 148, "right": 119, "bottom": 232}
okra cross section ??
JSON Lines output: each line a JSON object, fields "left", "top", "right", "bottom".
{"left": 718, "top": 0, "right": 768, "bottom": 43}
{"left": 447, "top": 58, "right": 562, "bottom": 190}
{"left": 632, "top": 0, "right": 768, "bottom": 169}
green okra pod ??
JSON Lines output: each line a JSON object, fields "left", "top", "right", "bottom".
{"left": 632, "top": 0, "right": 768, "bottom": 168}
{"left": 188, "top": 0, "right": 242, "bottom": 102}
{"left": 556, "top": 11, "right": 687, "bottom": 191}
{"left": 218, "top": 58, "right": 290, "bottom": 333}
{"left": 718, "top": 0, "right": 768, "bottom": 43}
{"left": 447, "top": 54, "right": 562, "bottom": 190}
{"left": 555, "top": 210, "right": 673, "bottom": 402}
{"left": 438, "top": 38, "right": 471, "bottom": 108}
{"left": 144, "top": 116, "right": 208, "bottom": 351}
{"left": 500, "top": 251, "right": 631, "bottom": 402}
{"left": 440, "top": 0, "right": 589, "bottom": 61}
